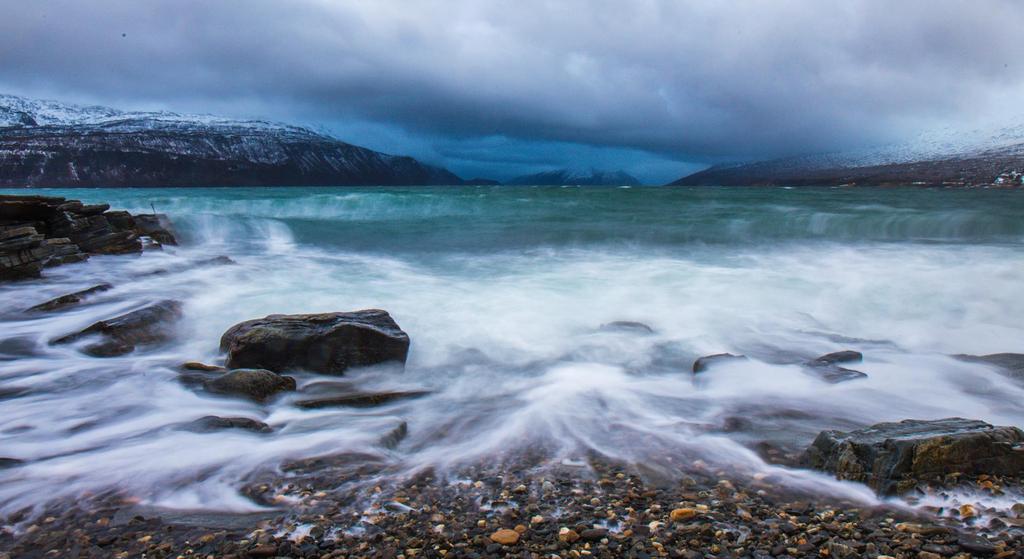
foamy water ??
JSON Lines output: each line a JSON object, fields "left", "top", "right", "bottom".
{"left": 1, "top": 186, "right": 1022, "bottom": 518}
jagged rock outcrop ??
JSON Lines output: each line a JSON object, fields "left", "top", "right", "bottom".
{"left": 0, "top": 94, "right": 465, "bottom": 187}
{"left": 220, "top": 310, "right": 410, "bottom": 374}
{"left": 806, "top": 418, "right": 1024, "bottom": 494}
{"left": 0, "top": 194, "right": 177, "bottom": 281}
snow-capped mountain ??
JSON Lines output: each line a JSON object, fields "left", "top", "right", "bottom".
{"left": 0, "top": 94, "right": 464, "bottom": 187}
{"left": 672, "top": 121, "right": 1024, "bottom": 187}
{"left": 508, "top": 168, "right": 641, "bottom": 186}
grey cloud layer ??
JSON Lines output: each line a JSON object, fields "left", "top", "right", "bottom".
{"left": 2, "top": 0, "right": 1023, "bottom": 165}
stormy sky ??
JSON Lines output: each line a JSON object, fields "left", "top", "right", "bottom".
{"left": 2, "top": 0, "right": 1023, "bottom": 183}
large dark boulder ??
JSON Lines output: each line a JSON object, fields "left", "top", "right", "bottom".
{"left": 806, "top": 418, "right": 1024, "bottom": 494}
{"left": 203, "top": 369, "right": 296, "bottom": 402}
{"left": 220, "top": 310, "right": 410, "bottom": 374}
{"left": 51, "top": 299, "right": 183, "bottom": 356}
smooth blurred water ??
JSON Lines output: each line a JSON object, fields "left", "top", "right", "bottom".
{"left": 1, "top": 186, "right": 1022, "bottom": 517}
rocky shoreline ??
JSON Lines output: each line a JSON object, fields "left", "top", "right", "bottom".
{"left": 2, "top": 195, "right": 1024, "bottom": 558}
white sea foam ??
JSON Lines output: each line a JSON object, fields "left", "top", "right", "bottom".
{"left": 0, "top": 187, "right": 1022, "bottom": 519}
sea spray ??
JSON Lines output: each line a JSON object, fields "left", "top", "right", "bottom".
{"left": 0, "top": 186, "right": 1022, "bottom": 519}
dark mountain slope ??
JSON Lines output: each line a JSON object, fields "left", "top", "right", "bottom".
{"left": 0, "top": 94, "right": 464, "bottom": 187}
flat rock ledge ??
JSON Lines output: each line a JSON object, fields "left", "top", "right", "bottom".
{"left": 0, "top": 194, "right": 177, "bottom": 281}
{"left": 219, "top": 309, "right": 410, "bottom": 374}
{"left": 806, "top": 417, "right": 1024, "bottom": 494}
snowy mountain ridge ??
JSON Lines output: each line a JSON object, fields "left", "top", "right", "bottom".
{"left": 0, "top": 94, "right": 465, "bottom": 187}
{"left": 0, "top": 94, "right": 315, "bottom": 137}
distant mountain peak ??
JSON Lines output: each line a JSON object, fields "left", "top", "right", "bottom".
{"left": 509, "top": 168, "right": 641, "bottom": 186}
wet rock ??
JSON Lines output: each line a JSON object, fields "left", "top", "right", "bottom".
{"left": 203, "top": 369, "right": 296, "bottom": 402}
{"left": 294, "top": 390, "right": 429, "bottom": 409}
{"left": 135, "top": 255, "right": 236, "bottom": 278}
{"left": 957, "top": 533, "right": 997, "bottom": 555}
{"left": 132, "top": 213, "right": 177, "bottom": 245}
{"left": 806, "top": 418, "right": 1024, "bottom": 494}
{"left": 0, "top": 195, "right": 178, "bottom": 281}
{"left": 181, "top": 361, "right": 226, "bottom": 372}
{"left": 692, "top": 353, "right": 747, "bottom": 373}
{"left": 27, "top": 283, "right": 113, "bottom": 312}
{"left": 220, "top": 309, "right": 410, "bottom": 374}
{"left": 0, "top": 225, "right": 56, "bottom": 280}
{"left": 805, "top": 350, "right": 867, "bottom": 383}
{"left": 50, "top": 299, "right": 183, "bottom": 357}
{"left": 954, "top": 353, "right": 1024, "bottom": 380}
{"left": 490, "top": 528, "right": 520, "bottom": 545}
{"left": 380, "top": 421, "right": 408, "bottom": 449}
{"left": 599, "top": 321, "right": 655, "bottom": 334}
{"left": 812, "top": 350, "right": 863, "bottom": 365}
{"left": 181, "top": 416, "right": 272, "bottom": 434}
{"left": 812, "top": 366, "right": 868, "bottom": 383}
{"left": 0, "top": 457, "right": 24, "bottom": 468}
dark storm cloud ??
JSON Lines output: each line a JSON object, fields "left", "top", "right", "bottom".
{"left": 1, "top": 0, "right": 1023, "bottom": 180}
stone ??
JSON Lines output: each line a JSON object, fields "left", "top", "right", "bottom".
{"left": 670, "top": 508, "right": 698, "bottom": 522}
{"left": 692, "top": 353, "right": 747, "bottom": 373}
{"left": 380, "top": 421, "right": 408, "bottom": 449}
{"left": 599, "top": 321, "right": 655, "bottom": 334}
{"left": 220, "top": 309, "right": 410, "bottom": 374}
{"left": 806, "top": 418, "right": 1024, "bottom": 494}
{"left": 811, "top": 350, "right": 863, "bottom": 365}
{"left": 805, "top": 350, "right": 867, "bottom": 383}
{"left": 203, "top": 369, "right": 296, "bottom": 402}
{"left": 954, "top": 353, "right": 1024, "bottom": 380}
{"left": 181, "top": 416, "right": 272, "bottom": 434}
{"left": 50, "top": 300, "right": 183, "bottom": 357}
{"left": 294, "top": 390, "right": 429, "bottom": 409}
{"left": 27, "top": 283, "right": 112, "bottom": 312}
{"left": 489, "top": 528, "right": 520, "bottom": 545}
{"left": 558, "top": 527, "right": 580, "bottom": 543}
{"left": 181, "top": 361, "right": 226, "bottom": 372}
{"left": 580, "top": 528, "right": 607, "bottom": 541}
{"left": 132, "top": 213, "right": 178, "bottom": 245}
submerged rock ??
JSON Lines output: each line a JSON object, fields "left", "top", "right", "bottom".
{"left": 811, "top": 350, "right": 863, "bottom": 365}
{"left": 599, "top": 321, "right": 655, "bottom": 334}
{"left": 380, "top": 421, "right": 408, "bottom": 449}
{"left": 27, "top": 283, "right": 113, "bottom": 313}
{"left": 294, "top": 390, "right": 429, "bottom": 409}
{"left": 181, "top": 361, "right": 226, "bottom": 373}
{"left": 220, "top": 309, "right": 410, "bottom": 374}
{"left": 0, "top": 457, "right": 24, "bottom": 469}
{"left": 50, "top": 299, "right": 183, "bottom": 357}
{"left": 804, "top": 349, "right": 867, "bottom": 383}
{"left": 203, "top": 369, "right": 296, "bottom": 402}
{"left": 954, "top": 353, "right": 1024, "bottom": 379}
{"left": 181, "top": 415, "right": 272, "bottom": 434}
{"left": 806, "top": 417, "right": 1024, "bottom": 494}
{"left": 692, "top": 353, "right": 747, "bottom": 373}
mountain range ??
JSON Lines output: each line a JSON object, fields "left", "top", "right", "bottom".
{"left": 672, "top": 123, "right": 1024, "bottom": 187}
{"left": 0, "top": 94, "right": 466, "bottom": 187}
{"left": 508, "top": 169, "right": 640, "bottom": 186}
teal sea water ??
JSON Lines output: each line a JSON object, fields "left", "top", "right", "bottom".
{"left": 1, "top": 186, "right": 1023, "bottom": 515}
